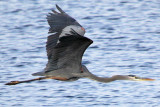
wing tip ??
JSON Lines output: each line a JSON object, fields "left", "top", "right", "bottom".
{"left": 46, "top": 4, "right": 64, "bottom": 19}
{"left": 56, "top": 4, "right": 65, "bottom": 13}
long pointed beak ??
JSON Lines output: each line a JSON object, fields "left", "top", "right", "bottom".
{"left": 137, "top": 78, "right": 155, "bottom": 81}
{"left": 140, "top": 78, "right": 155, "bottom": 81}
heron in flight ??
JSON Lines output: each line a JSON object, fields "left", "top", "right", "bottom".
{"left": 6, "top": 5, "right": 154, "bottom": 85}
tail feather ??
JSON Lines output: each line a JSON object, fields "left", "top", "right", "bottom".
{"left": 32, "top": 71, "right": 45, "bottom": 76}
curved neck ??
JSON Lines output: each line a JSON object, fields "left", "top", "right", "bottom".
{"left": 87, "top": 74, "right": 127, "bottom": 83}
{"left": 82, "top": 65, "right": 128, "bottom": 83}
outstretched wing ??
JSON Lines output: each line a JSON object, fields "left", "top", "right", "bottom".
{"left": 45, "top": 5, "right": 93, "bottom": 72}
{"left": 46, "top": 4, "right": 83, "bottom": 60}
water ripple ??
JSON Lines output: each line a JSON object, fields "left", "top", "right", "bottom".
{"left": 1, "top": 0, "right": 160, "bottom": 107}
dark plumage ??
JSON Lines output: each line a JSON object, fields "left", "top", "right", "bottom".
{"left": 47, "top": 5, "right": 81, "bottom": 33}
{"left": 32, "top": 5, "right": 91, "bottom": 77}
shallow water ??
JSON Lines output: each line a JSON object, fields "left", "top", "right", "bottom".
{"left": 0, "top": 0, "right": 160, "bottom": 106}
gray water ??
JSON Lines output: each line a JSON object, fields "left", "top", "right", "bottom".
{"left": 0, "top": 0, "right": 160, "bottom": 107}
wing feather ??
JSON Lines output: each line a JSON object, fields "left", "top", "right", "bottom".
{"left": 45, "top": 31, "right": 93, "bottom": 72}
{"left": 47, "top": 5, "right": 81, "bottom": 33}
{"left": 46, "top": 33, "right": 60, "bottom": 59}
{"left": 44, "top": 5, "right": 93, "bottom": 73}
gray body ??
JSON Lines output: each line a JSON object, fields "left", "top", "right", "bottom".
{"left": 32, "top": 65, "right": 91, "bottom": 80}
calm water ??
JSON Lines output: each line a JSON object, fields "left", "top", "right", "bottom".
{"left": 0, "top": 0, "right": 160, "bottom": 106}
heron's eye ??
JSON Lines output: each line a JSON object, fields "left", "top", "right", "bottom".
{"left": 128, "top": 75, "right": 136, "bottom": 77}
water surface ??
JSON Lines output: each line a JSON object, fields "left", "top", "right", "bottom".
{"left": 0, "top": 0, "right": 160, "bottom": 106}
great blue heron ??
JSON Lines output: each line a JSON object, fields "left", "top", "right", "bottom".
{"left": 5, "top": 5, "right": 154, "bottom": 85}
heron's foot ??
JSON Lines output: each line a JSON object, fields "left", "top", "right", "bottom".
{"left": 5, "top": 81, "right": 20, "bottom": 85}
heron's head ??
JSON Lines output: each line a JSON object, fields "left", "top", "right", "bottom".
{"left": 127, "top": 75, "right": 155, "bottom": 81}
{"left": 112, "top": 75, "right": 155, "bottom": 81}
